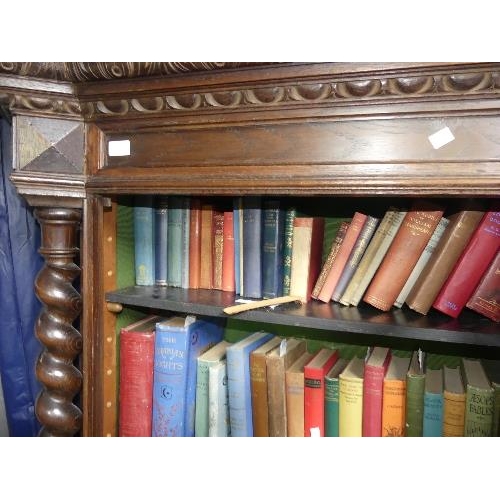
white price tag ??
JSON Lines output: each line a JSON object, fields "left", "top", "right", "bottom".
{"left": 428, "top": 127, "right": 455, "bottom": 149}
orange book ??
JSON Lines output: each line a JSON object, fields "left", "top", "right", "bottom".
{"left": 381, "top": 354, "right": 410, "bottom": 437}
{"left": 188, "top": 198, "right": 202, "bottom": 289}
{"left": 221, "top": 211, "right": 235, "bottom": 292}
{"left": 363, "top": 201, "right": 444, "bottom": 311}
{"left": 442, "top": 366, "right": 465, "bottom": 437}
{"left": 317, "top": 212, "right": 367, "bottom": 303}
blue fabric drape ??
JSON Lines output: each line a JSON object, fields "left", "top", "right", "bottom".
{"left": 0, "top": 117, "right": 43, "bottom": 436}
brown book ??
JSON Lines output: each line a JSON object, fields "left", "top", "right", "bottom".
{"left": 406, "top": 208, "right": 485, "bottom": 314}
{"left": 266, "top": 338, "right": 307, "bottom": 437}
{"left": 311, "top": 221, "right": 349, "bottom": 299}
{"left": 188, "top": 198, "right": 202, "bottom": 289}
{"left": 466, "top": 250, "right": 500, "bottom": 322}
{"left": 199, "top": 204, "right": 214, "bottom": 289}
{"left": 443, "top": 365, "right": 465, "bottom": 437}
{"left": 285, "top": 351, "right": 314, "bottom": 437}
{"left": 363, "top": 201, "right": 444, "bottom": 311}
{"left": 212, "top": 210, "right": 224, "bottom": 290}
{"left": 249, "top": 336, "right": 282, "bottom": 437}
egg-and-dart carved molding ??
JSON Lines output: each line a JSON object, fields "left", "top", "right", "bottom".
{"left": 84, "top": 71, "right": 500, "bottom": 118}
{"left": 0, "top": 91, "right": 83, "bottom": 118}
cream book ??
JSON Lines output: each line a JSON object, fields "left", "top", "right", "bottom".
{"left": 339, "top": 357, "right": 365, "bottom": 437}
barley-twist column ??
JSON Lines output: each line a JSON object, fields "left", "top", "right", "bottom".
{"left": 34, "top": 207, "right": 83, "bottom": 437}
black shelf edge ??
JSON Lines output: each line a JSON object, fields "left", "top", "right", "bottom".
{"left": 105, "top": 285, "right": 500, "bottom": 348}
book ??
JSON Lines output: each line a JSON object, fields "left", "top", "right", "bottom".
{"left": 362, "top": 346, "right": 391, "bottom": 437}
{"left": 333, "top": 215, "right": 379, "bottom": 302}
{"left": 199, "top": 204, "right": 214, "bottom": 289}
{"left": 317, "top": 212, "right": 367, "bottom": 303}
{"left": 312, "top": 221, "right": 349, "bottom": 299}
{"left": 443, "top": 365, "right": 465, "bottom": 437}
{"left": 466, "top": 250, "right": 500, "bottom": 322}
{"left": 433, "top": 209, "right": 500, "bottom": 318}
{"left": 364, "top": 201, "right": 444, "bottom": 311}
{"left": 119, "top": 315, "right": 161, "bottom": 437}
{"left": 242, "top": 196, "right": 263, "bottom": 298}
{"left": 233, "top": 197, "right": 242, "bottom": 295}
{"left": 221, "top": 211, "right": 235, "bottom": 292}
{"left": 249, "top": 336, "right": 283, "bottom": 437}
{"left": 154, "top": 196, "right": 169, "bottom": 286}
{"left": 262, "top": 199, "right": 285, "bottom": 299}
{"left": 285, "top": 351, "right": 314, "bottom": 437}
{"left": 381, "top": 354, "right": 410, "bottom": 437}
{"left": 406, "top": 208, "right": 485, "bottom": 314}
{"left": 188, "top": 198, "right": 202, "bottom": 289}
{"left": 266, "top": 338, "right": 307, "bottom": 437}
{"left": 304, "top": 348, "right": 339, "bottom": 437}
{"left": 394, "top": 216, "right": 449, "bottom": 308}
{"left": 282, "top": 207, "right": 296, "bottom": 296}
{"left": 339, "top": 356, "right": 365, "bottom": 437}
{"left": 325, "top": 358, "right": 349, "bottom": 437}
{"left": 180, "top": 197, "right": 191, "bottom": 289}
{"left": 226, "top": 330, "right": 275, "bottom": 437}
{"left": 289, "top": 217, "right": 325, "bottom": 302}
{"left": 422, "top": 368, "right": 444, "bottom": 437}
{"left": 133, "top": 195, "right": 155, "bottom": 286}
{"left": 481, "top": 359, "right": 500, "bottom": 436}
{"left": 462, "top": 358, "right": 494, "bottom": 437}
{"left": 208, "top": 359, "right": 230, "bottom": 437}
{"left": 212, "top": 210, "right": 224, "bottom": 290}
{"left": 348, "top": 209, "right": 407, "bottom": 306}
{"left": 152, "top": 315, "right": 223, "bottom": 437}
{"left": 405, "top": 350, "right": 426, "bottom": 437}
{"left": 194, "top": 340, "right": 231, "bottom": 437}
{"left": 166, "top": 196, "right": 184, "bottom": 288}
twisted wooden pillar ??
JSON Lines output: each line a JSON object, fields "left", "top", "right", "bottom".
{"left": 34, "top": 207, "right": 83, "bottom": 436}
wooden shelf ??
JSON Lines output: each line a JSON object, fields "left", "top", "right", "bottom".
{"left": 106, "top": 286, "right": 500, "bottom": 348}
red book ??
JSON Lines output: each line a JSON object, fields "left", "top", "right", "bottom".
{"left": 119, "top": 315, "right": 162, "bottom": 437}
{"left": 433, "top": 209, "right": 500, "bottom": 318}
{"left": 304, "top": 348, "right": 339, "bottom": 437}
{"left": 222, "top": 211, "right": 235, "bottom": 292}
{"left": 188, "top": 198, "right": 202, "bottom": 289}
{"left": 362, "top": 347, "right": 391, "bottom": 437}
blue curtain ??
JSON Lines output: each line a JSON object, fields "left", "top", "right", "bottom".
{"left": 0, "top": 117, "right": 43, "bottom": 436}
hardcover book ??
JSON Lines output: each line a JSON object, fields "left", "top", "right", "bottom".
{"left": 282, "top": 207, "right": 296, "bottom": 296}
{"left": 325, "top": 358, "right": 349, "bottom": 437}
{"left": 221, "top": 211, "right": 235, "bottom": 293}
{"left": 212, "top": 210, "right": 225, "bottom": 290}
{"left": 188, "top": 198, "right": 202, "bottom": 289}
{"left": 233, "top": 197, "right": 243, "bottom": 295}
{"left": 443, "top": 365, "right": 465, "bottom": 437}
{"left": 262, "top": 199, "right": 285, "bottom": 299}
{"left": 208, "top": 359, "right": 230, "bottom": 437}
{"left": 242, "top": 196, "right": 263, "bottom": 298}
{"left": 405, "top": 350, "right": 426, "bottom": 437}
{"left": 133, "top": 195, "right": 155, "bottom": 286}
{"left": 481, "top": 359, "right": 500, "bottom": 436}
{"left": 154, "top": 196, "right": 169, "bottom": 286}
{"left": 422, "top": 368, "right": 444, "bottom": 437}
{"left": 339, "top": 356, "right": 365, "bottom": 437}
{"left": 199, "top": 204, "right": 214, "bottom": 290}
{"left": 166, "top": 196, "right": 185, "bottom": 288}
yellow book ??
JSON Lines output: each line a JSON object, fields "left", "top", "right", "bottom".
{"left": 443, "top": 366, "right": 465, "bottom": 437}
{"left": 339, "top": 357, "right": 365, "bottom": 437}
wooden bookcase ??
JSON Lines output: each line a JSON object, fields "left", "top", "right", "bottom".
{"left": 1, "top": 62, "right": 499, "bottom": 437}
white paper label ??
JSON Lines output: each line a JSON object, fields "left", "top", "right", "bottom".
{"left": 108, "top": 139, "right": 130, "bottom": 156}
{"left": 279, "top": 338, "right": 288, "bottom": 357}
{"left": 310, "top": 427, "right": 321, "bottom": 438}
{"left": 428, "top": 127, "right": 455, "bottom": 149}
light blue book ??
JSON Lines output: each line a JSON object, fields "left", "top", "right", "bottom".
{"left": 423, "top": 368, "right": 444, "bottom": 437}
{"left": 208, "top": 359, "right": 230, "bottom": 437}
{"left": 133, "top": 195, "right": 155, "bottom": 286}
{"left": 167, "top": 196, "right": 184, "bottom": 287}
{"left": 154, "top": 196, "right": 168, "bottom": 286}
{"left": 233, "top": 197, "right": 242, "bottom": 295}
{"left": 226, "top": 330, "right": 274, "bottom": 436}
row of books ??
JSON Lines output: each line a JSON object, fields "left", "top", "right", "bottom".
{"left": 133, "top": 196, "right": 499, "bottom": 322}
{"left": 118, "top": 315, "right": 500, "bottom": 437}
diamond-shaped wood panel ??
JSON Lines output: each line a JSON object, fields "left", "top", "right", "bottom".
{"left": 16, "top": 115, "right": 84, "bottom": 173}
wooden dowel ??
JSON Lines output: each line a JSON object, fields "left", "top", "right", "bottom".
{"left": 223, "top": 295, "right": 302, "bottom": 315}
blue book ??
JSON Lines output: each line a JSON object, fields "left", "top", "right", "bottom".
{"left": 167, "top": 196, "right": 184, "bottom": 288}
{"left": 423, "top": 368, "right": 444, "bottom": 437}
{"left": 133, "top": 195, "right": 155, "bottom": 286}
{"left": 262, "top": 199, "right": 285, "bottom": 298}
{"left": 242, "top": 196, "right": 263, "bottom": 298}
{"left": 226, "top": 330, "right": 274, "bottom": 436}
{"left": 152, "top": 315, "right": 224, "bottom": 437}
{"left": 154, "top": 196, "right": 168, "bottom": 286}
{"left": 233, "top": 197, "right": 242, "bottom": 295}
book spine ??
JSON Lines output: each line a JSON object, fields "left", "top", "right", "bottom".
{"left": 167, "top": 197, "right": 183, "bottom": 288}
{"left": 364, "top": 202, "right": 444, "bottom": 311}
{"left": 433, "top": 210, "right": 500, "bottom": 318}
{"left": 188, "top": 198, "right": 202, "bottom": 289}
{"left": 233, "top": 197, "right": 242, "bottom": 295}
{"left": 199, "top": 204, "right": 214, "bottom": 289}
{"left": 212, "top": 211, "right": 224, "bottom": 290}
{"left": 250, "top": 351, "right": 271, "bottom": 437}
{"left": 180, "top": 198, "right": 191, "bottom": 289}
{"left": 194, "top": 359, "right": 211, "bottom": 437}
{"left": 464, "top": 386, "right": 494, "bottom": 437}
{"left": 221, "top": 211, "right": 235, "bottom": 292}
{"left": 242, "top": 197, "right": 263, "bottom": 298}
{"left": 334, "top": 215, "right": 379, "bottom": 302}
{"left": 349, "top": 210, "right": 406, "bottom": 306}
{"left": 405, "top": 374, "right": 425, "bottom": 437}
{"left": 262, "top": 200, "right": 285, "bottom": 299}
{"left": 304, "top": 367, "right": 326, "bottom": 437}
{"left": 339, "top": 374, "right": 364, "bottom": 437}
{"left": 325, "top": 375, "right": 341, "bottom": 437}
{"left": 285, "top": 370, "right": 306, "bottom": 437}
{"left": 394, "top": 216, "right": 449, "bottom": 308}
{"left": 208, "top": 360, "right": 230, "bottom": 437}
{"left": 381, "top": 380, "right": 406, "bottom": 437}
{"left": 282, "top": 207, "right": 296, "bottom": 295}
{"left": 443, "top": 391, "right": 465, "bottom": 437}
{"left": 423, "top": 392, "right": 444, "bottom": 437}
{"left": 154, "top": 196, "right": 168, "bottom": 286}
{"left": 133, "top": 195, "right": 155, "bottom": 286}
{"left": 406, "top": 209, "right": 485, "bottom": 314}
{"left": 363, "top": 363, "right": 388, "bottom": 437}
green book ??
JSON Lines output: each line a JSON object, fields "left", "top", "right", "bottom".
{"left": 481, "top": 359, "right": 500, "bottom": 437}
{"left": 405, "top": 350, "right": 426, "bottom": 437}
{"left": 282, "top": 207, "right": 296, "bottom": 295}
{"left": 325, "top": 358, "right": 349, "bottom": 437}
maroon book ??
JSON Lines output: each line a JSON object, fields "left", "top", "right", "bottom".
{"left": 466, "top": 250, "right": 500, "bottom": 322}
{"left": 119, "top": 315, "right": 162, "bottom": 437}
{"left": 433, "top": 210, "right": 500, "bottom": 319}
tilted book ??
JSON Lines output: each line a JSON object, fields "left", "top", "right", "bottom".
{"left": 422, "top": 368, "right": 444, "bottom": 437}
{"left": 325, "top": 358, "right": 349, "bottom": 437}
{"left": 133, "top": 195, "right": 155, "bottom": 286}
{"left": 152, "top": 315, "right": 223, "bottom": 437}
{"left": 443, "top": 365, "right": 465, "bottom": 437}
{"left": 339, "top": 356, "right": 365, "bottom": 437}
{"left": 405, "top": 350, "right": 426, "bottom": 437}
{"left": 208, "top": 359, "right": 230, "bottom": 437}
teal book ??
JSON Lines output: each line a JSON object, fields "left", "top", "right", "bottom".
{"left": 325, "top": 358, "right": 349, "bottom": 437}
{"left": 209, "top": 359, "right": 230, "bottom": 437}
{"left": 422, "top": 368, "right": 444, "bottom": 437}
{"left": 262, "top": 199, "right": 285, "bottom": 299}
{"left": 152, "top": 315, "right": 224, "bottom": 437}
{"left": 282, "top": 207, "right": 296, "bottom": 295}
{"left": 405, "top": 350, "right": 426, "bottom": 437}
{"left": 226, "top": 330, "right": 275, "bottom": 436}
{"left": 194, "top": 340, "right": 231, "bottom": 437}
{"left": 167, "top": 196, "right": 184, "bottom": 288}
{"left": 133, "top": 195, "right": 155, "bottom": 286}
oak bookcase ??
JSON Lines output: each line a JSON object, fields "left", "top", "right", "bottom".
{"left": 1, "top": 62, "right": 499, "bottom": 437}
